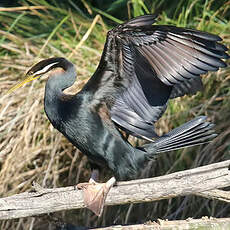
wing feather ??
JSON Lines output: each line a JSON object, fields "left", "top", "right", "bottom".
{"left": 85, "top": 15, "right": 229, "bottom": 139}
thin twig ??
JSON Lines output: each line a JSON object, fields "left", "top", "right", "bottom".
{"left": 68, "top": 14, "right": 100, "bottom": 58}
{"left": 0, "top": 6, "right": 47, "bottom": 12}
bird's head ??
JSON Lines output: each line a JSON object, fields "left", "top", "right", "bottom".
{"left": 7, "top": 57, "right": 65, "bottom": 94}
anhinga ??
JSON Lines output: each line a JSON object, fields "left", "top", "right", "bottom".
{"left": 8, "top": 15, "right": 229, "bottom": 216}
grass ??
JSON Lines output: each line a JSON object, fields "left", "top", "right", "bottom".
{"left": 0, "top": 0, "right": 230, "bottom": 229}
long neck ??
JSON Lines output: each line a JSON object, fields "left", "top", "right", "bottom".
{"left": 44, "top": 59, "right": 76, "bottom": 127}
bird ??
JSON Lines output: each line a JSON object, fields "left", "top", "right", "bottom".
{"left": 8, "top": 14, "right": 229, "bottom": 216}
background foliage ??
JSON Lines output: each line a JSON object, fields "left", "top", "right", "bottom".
{"left": 0, "top": 0, "right": 229, "bottom": 229}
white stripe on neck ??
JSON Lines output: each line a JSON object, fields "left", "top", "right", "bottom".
{"left": 35, "top": 62, "right": 59, "bottom": 76}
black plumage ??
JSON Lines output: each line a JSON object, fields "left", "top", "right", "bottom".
{"left": 9, "top": 15, "right": 229, "bottom": 215}
{"left": 25, "top": 15, "right": 229, "bottom": 178}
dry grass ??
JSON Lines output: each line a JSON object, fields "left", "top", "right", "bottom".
{"left": 0, "top": 2, "right": 230, "bottom": 229}
{"left": 0, "top": 11, "right": 106, "bottom": 228}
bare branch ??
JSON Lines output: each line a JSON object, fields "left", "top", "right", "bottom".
{"left": 0, "top": 160, "right": 229, "bottom": 220}
{"left": 196, "top": 189, "right": 230, "bottom": 202}
{"left": 87, "top": 217, "right": 230, "bottom": 230}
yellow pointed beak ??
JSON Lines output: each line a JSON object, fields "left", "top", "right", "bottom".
{"left": 7, "top": 75, "right": 40, "bottom": 95}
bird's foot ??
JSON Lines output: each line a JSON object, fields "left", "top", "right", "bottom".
{"left": 77, "top": 177, "right": 116, "bottom": 216}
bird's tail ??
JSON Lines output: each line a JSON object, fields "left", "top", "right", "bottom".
{"left": 143, "top": 116, "right": 217, "bottom": 156}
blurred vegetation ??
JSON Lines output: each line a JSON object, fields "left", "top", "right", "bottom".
{"left": 0, "top": 0, "right": 229, "bottom": 229}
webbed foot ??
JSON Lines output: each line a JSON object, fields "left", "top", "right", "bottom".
{"left": 77, "top": 177, "right": 116, "bottom": 216}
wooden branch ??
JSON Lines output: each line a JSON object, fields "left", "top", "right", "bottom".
{"left": 89, "top": 218, "right": 230, "bottom": 230}
{"left": 196, "top": 189, "right": 230, "bottom": 202}
{"left": 0, "top": 160, "right": 230, "bottom": 220}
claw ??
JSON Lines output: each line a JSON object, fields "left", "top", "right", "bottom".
{"left": 77, "top": 177, "right": 116, "bottom": 216}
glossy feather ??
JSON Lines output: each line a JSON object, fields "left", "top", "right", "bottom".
{"left": 87, "top": 15, "right": 228, "bottom": 139}
{"left": 23, "top": 15, "right": 228, "bottom": 181}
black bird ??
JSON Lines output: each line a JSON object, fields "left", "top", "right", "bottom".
{"left": 8, "top": 15, "right": 229, "bottom": 216}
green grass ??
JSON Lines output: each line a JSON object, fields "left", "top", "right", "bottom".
{"left": 0, "top": 0, "right": 229, "bottom": 229}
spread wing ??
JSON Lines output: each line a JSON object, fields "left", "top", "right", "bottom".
{"left": 84, "top": 15, "right": 229, "bottom": 139}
